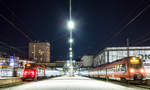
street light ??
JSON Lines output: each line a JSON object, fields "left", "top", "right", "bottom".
{"left": 70, "top": 52, "right": 73, "bottom": 58}
{"left": 68, "top": 20, "right": 74, "bottom": 30}
{"left": 70, "top": 52, "right": 72, "bottom": 55}
{"left": 69, "top": 38, "right": 73, "bottom": 43}
{"left": 70, "top": 54, "right": 73, "bottom": 58}
{"left": 69, "top": 48, "right": 72, "bottom": 51}
{"left": 67, "top": 0, "right": 74, "bottom": 77}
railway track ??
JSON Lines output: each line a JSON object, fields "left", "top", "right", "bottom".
{"left": 135, "top": 85, "right": 150, "bottom": 89}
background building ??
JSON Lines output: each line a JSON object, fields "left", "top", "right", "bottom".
{"left": 81, "top": 55, "right": 93, "bottom": 67}
{"left": 29, "top": 42, "right": 50, "bottom": 63}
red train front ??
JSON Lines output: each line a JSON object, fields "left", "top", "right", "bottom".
{"left": 125, "top": 57, "right": 147, "bottom": 81}
{"left": 22, "top": 63, "right": 38, "bottom": 81}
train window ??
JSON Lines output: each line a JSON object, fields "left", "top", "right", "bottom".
{"left": 114, "top": 66, "right": 116, "bottom": 72}
{"left": 121, "top": 64, "right": 126, "bottom": 72}
{"left": 117, "top": 65, "right": 120, "bottom": 72}
{"left": 25, "top": 65, "right": 34, "bottom": 69}
{"left": 111, "top": 67, "right": 114, "bottom": 72}
{"left": 120, "top": 64, "right": 122, "bottom": 71}
{"left": 113, "top": 66, "right": 116, "bottom": 72}
{"left": 129, "top": 63, "right": 142, "bottom": 69}
{"left": 115, "top": 65, "right": 120, "bottom": 72}
{"left": 129, "top": 58, "right": 142, "bottom": 69}
{"left": 115, "top": 65, "right": 118, "bottom": 72}
{"left": 25, "top": 64, "right": 36, "bottom": 69}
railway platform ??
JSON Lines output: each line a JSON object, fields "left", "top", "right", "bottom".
{"left": 0, "top": 77, "right": 21, "bottom": 87}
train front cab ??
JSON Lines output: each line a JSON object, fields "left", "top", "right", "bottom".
{"left": 22, "top": 64, "right": 37, "bottom": 81}
{"left": 126, "top": 57, "right": 147, "bottom": 83}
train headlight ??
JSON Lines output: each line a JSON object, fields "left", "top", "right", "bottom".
{"left": 30, "top": 71, "right": 35, "bottom": 75}
{"left": 24, "top": 71, "right": 28, "bottom": 76}
{"left": 140, "top": 69, "right": 144, "bottom": 73}
{"left": 130, "top": 69, "right": 135, "bottom": 73}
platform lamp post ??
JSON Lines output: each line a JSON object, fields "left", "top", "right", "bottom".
{"left": 67, "top": 0, "right": 75, "bottom": 77}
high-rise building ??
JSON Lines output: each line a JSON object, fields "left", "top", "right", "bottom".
{"left": 29, "top": 42, "right": 50, "bottom": 63}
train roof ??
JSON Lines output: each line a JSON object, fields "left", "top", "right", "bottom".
{"left": 95, "top": 56, "right": 138, "bottom": 68}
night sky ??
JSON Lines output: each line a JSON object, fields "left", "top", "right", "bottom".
{"left": 0, "top": 0, "right": 150, "bottom": 60}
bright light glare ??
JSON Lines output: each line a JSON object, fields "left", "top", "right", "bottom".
{"left": 70, "top": 54, "right": 73, "bottom": 58}
{"left": 69, "top": 66, "right": 73, "bottom": 69}
{"left": 10, "top": 63, "right": 14, "bottom": 67}
{"left": 70, "top": 52, "right": 73, "bottom": 58}
{"left": 69, "top": 38, "right": 73, "bottom": 43}
{"left": 140, "top": 69, "right": 144, "bottom": 73}
{"left": 67, "top": 62, "right": 70, "bottom": 66}
{"left": 130, "top": 58, "right": 139, "bottom": 64}
{"left": 68, "top": 21, "right": 74, "bottom": 29}
{"left": 69, "top": 48, "right": 72, "bottom": 51}
{"left": 130, "top": 69, "right": 135, "bottom": 73}
{"left": 70, "top": 52, "right": 72, "bottom": 55}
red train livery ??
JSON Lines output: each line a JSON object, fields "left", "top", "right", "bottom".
{"left": 88, "top": 56, "right": 147, "bottom": 83}
{"left": 22, "top": 63, "right": 46, "bottom": 81}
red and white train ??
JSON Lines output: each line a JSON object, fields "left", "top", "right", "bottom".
{"left": 87, "top": 56, "right": 147, "bottom": 83}
{"left": 22, "top": 63, "right": 62, "bottom": 81}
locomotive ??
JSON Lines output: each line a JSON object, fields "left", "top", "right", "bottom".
{"left": 22, "top": 63, "right": 46, "bottom": 81}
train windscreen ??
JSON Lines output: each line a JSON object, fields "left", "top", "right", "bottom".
{"left": 129, "top": 57, "right": 142, "bottom": 69}
{"left": 25, "top": 64, "right": 35, "bottom": 69}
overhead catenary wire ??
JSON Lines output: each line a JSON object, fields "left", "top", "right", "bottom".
{"left": 0, "top": 14, "right": 33, "bottom": 41}
{"left": 132, "top": 31, "right": 150, "bottom": 45}
{"left": 0, "top": 1, "right": 38, "bottom": 40}
{"left": 0, "top": 41, "right": 25, "bottom": 54}
{"left": 134, "top": 33, "right": 150, "bottom": 45}
{"left": 0, "top": 1, "right": 31, "bottom": 55}
{"left": 130, "top": 5, "right": 150, "bottom": 45}
{"left": 105, "top": 4, "right": 150, "bottom": 45}
{"left": 106, "top": 0, "right": 146, "bottom": 40}
{"left": 135, "top": 37, "right": 150, "bottom": 45}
